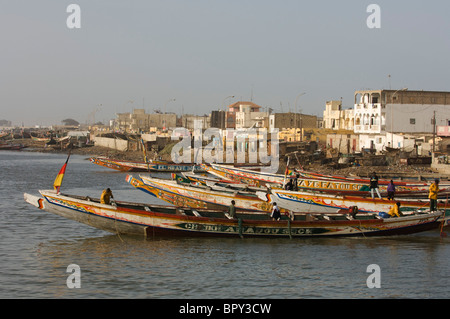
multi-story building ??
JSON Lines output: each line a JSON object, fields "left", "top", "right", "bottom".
{"left": 114, "top": 109, "right": 176, "bottom": 132}
{"left": 353, "top": 89, "right": 450, "bottom": 153}
{"left": 323, "top": 100, "right": 354, "bottom": 130}
{"left": 210, "top": 110, "right": 226, "bottom": 129}
{"left": 226, "top": 101, "right": 268, "bottom": 129}
{"left": 268, "top": 112, "right": 317, "bottom": 141}
{"left": 179, "top": 114, "right": 210, "bottom": 130}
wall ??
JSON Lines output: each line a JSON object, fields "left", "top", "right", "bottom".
{"left": 386, "top": 104, "right": 448, "bottom": 133}
{"left": 93, "top": 136, "right": 129, "bottom": 151}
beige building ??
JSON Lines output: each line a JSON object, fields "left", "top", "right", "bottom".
{"left": 179, "top": 114, "right": 210, "bottom": 130}
{"left": 323, "top": 100, "right": 354, "bottom": 130}
{"left": 114, "top": 109, "right": 176, "bottom": 132}
{"left": 269, "top": 113, "right": 317, "bottom": 130}
{"left": 269, "top": 113, "right": 318, "bottom": 142}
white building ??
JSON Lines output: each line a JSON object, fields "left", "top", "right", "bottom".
{"left": 354, "top": 89, "right": 450, "bottom": 153}
{"left": 227, "top": 101, "right": 268, "bottom": 129}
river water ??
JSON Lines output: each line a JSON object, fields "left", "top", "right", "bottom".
{"left": 1, "top": 150, "right": 450, "bottom": 300}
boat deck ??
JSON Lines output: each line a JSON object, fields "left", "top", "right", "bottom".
{"left": 63, "top": 193, "right": 392, "bottom": 222}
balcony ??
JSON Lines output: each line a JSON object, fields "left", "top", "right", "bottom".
{"left": 354, "top": 124, "right": 381, "bottom": 134}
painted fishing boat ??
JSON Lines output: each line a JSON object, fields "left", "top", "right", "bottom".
{"left": 23, "top": 190, "right": 449, "bottom": 238}
{"left": 173, "top": 172, "right": 241, "bottom": 186}
{"left": 204, "top": 163, "right": 445, "bottom": 195}
{"left": 90, "top": 156, "right": 205, "bottom": 173}
{"left": 265, "top": 189, "right": 450, "bottom": 214}
{"left": 0, "top": 142, "right": 26, "bottom": 150}
{"left": 127, "top": 174, "right": 274, "bottom": 212}
{"left": 293, "top": 167, "right": 442, "bottom": 186}
{"left": 171, "top": 172, "right": 266, "bottom": 193}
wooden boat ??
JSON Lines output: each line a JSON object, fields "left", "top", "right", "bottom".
{"left": 23, "top": 190, "right": 449, "bottom": 238}
{"left": 126, "top": 174, "right": 274, "bottom": 212}
{"left": 173, "top": 172, "right": 241, "bottom": 186}
{"left": 89, "top": 156, "right": 205, "bottom": 172}
{"left": 294, "top": 167, "right": 436, "bottom": 185}
{"left": 204, "top": 163, "right": 445, "bottom": 195}
{"left": 266, "top": 189, "right": 450, "bottom": 214}
{"left": 0, "top": 142, "right": 26, "bottom": 150}
{"left": 171, "top": 172, "right": 266, "bottom": 193}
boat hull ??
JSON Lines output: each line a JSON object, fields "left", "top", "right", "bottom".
{"left": 24, "top": 191, "right": 448, "bottom": 238}
{"left": 206, "top": 163, "right": 440, "bottom": 195}
{"left": 90, "top": 157, "right": 205, "bottom": 172}
{"left": 269, "top": 189, "right": 450, "bottom": 214}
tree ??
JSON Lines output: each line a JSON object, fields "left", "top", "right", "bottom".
{"left": 62, "top": 119, "right": 79, "bottom": 126}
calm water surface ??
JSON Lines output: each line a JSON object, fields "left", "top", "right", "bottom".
{"left": 1, "top": 150, "right": 450, "bottom": 299}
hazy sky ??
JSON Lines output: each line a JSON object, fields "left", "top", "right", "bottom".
{"left": 1, "top": 1, "right": 450, "bottom": 126}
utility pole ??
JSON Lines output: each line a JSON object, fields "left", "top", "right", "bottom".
{"left": 433, "top": 111, "right": 436, "bottom": 153}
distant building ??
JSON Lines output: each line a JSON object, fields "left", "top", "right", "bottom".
{"left": 268, "top": 112, "right": 317, "bottom": 142}
{"left": 210, "top": 110, "right": 226, "bottom": 129}
{"left": 179, "top": 114, "right": 210, "bottom": 130}
{"left": 323, "top": 100, "right": 354, "bottom": 130}
{"left": 114, "top": 109, "right": 176, "bottom": 132}
{"left": 354, "top": 89, "right": 450, "bottom": 152}
{"left": 226, "top": 101, "right": 268, "bottom": 129}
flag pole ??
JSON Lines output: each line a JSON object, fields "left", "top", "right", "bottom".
{"left": 53, "top": 149, "right": 72, "bottom": 194}
{"left": 283, "top": 156, "right": 290, "bottom": 188}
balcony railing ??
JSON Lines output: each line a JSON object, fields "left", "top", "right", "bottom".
{"left": 354, "top": 124, "right": 381, "bottom": 133}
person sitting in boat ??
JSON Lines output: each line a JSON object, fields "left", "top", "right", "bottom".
{"left": 100, "top": 188, "right": 114, "bottom": 205}
{"left": 387, "top": 202, "right": 403, "bottom": 218}
{"left": 271, "top": 202, "right": 281, "bottom": 221}
{"left": 227, "top": 200, "right": 236, "bottom": 219}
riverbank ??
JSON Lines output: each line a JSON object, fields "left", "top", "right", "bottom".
{"left": 12, "top": 138, "right": 448, "bottom": 180}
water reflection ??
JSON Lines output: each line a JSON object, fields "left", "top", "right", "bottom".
{"left": 30, "top": 232, "right": 450, "bottom": 299}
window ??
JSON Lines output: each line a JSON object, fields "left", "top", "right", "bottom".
{"left": 410, "top": 118, "right": 416, "bottom": 125}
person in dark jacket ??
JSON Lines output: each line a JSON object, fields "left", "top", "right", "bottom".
{"left": 370, "top": 172, "right": 382, "bottom": 199}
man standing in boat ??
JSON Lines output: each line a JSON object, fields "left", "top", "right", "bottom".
{"left": 429, "top": 179, "right": 440, "bottom": 212}
{"left": 293, "top": 174, "right": 299, "bottom": 191}
{"left": 387, "top": 180, "right": 395, "bottom": 200}
{"left": 370, "top": 172, "right": 382, "bottom": 199}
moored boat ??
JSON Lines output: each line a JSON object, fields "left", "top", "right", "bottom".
{"left": 267, "top": 188, "right": 450, "bottom": 214}
{"left": 127, "top": 174, "right": 274, "bottom": 212}
{"left": 205, "top": 163, "right": 447, "bottom": 196}
{"left": 90, "top": 156, "right": 205, "bottom": 172}
{"left": 23, "top": 190, "right": 449, "bottom": 238}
